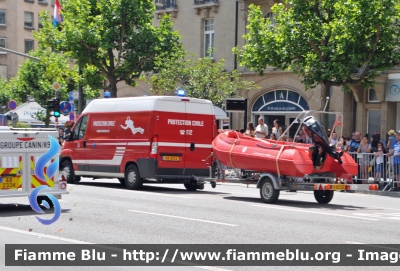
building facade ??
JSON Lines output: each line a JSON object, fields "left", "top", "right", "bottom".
{"left": 2, "top": 0, "right": 398, "bottom": 138}
{"left": 0, "top": 0, "right": 54, "bottom": 79}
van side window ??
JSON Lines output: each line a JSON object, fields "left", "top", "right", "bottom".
{"left": 72, "top": 116, "right": 88, "bottom": 140}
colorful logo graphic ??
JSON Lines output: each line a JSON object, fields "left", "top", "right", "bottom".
{"left": 28, "top": 135, "right": 61, "bottom": 225}
{"left": 120, "top": 116, "right": 144, "bottom": 134}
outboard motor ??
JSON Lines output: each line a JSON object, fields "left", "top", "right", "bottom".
{"left": 302, "top": 116, "right": 344, "bottom": 165}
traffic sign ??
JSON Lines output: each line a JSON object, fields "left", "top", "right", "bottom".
{"left": 69, "top": 112, "right": 75, "bottom": 121}
{"left": 8, "top": 100, "right": 17, "bottom": 110}
{"left": 73, "top": 91, "right": 79, "bottom": 99}
{"left": 52, "top": 82, "right": 61, "bottom": 91}
{"left": 60, "top": 101, "right": 72, "bottom": 115}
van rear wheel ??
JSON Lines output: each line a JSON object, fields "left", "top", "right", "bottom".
{"left": 184, "top": 183, "right": 197, "bottom": 191}
{"left": 124, "top": 165, "right": 143, "bottom": 190}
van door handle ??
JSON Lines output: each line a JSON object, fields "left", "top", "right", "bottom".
{"left": 83, "top": 140, "right": 86, "bottom": 148}
{"left": 190, "top": 143, "right": 195, "bottom": 151}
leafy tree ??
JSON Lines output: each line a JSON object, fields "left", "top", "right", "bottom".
{"left": 35, "top": 0, "right": 184, "bottom": 98}
{"left": 8, "top": 48, "right": 96, "bottom": 127}
{"left": 144, "top": 53, "right": 260, "bottom": 105}
{"left": 235, "top": 0, "right": 400, "bottom": 125}
{"left": 0, "top": 79, "right": 15, "bottom": 114}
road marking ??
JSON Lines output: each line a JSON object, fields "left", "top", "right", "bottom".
{"left": 195, "top": 266, "right": 232, "bottom": 271}
{"left": 58, "top": 199, "right": 69, "bottom": 202}
{"left": 354, "top": 213, "right": 400, "bottom": 220}
{"left": 117, "top": 189, "right": 192, "bottom": 199}
{"left": 251, "top": 205, "right": 378, "bottom": 221}
{"left": 127, "top": 210, "right": 239, "bottom": 227}
{"left": 0, "top": 225, "right": 92, "bottom": 244}
{"left": 345, "top": 241, "right": 365, "bottom": 244}
{"left": 369, "top": 206, "right": 400, "bottom": 211}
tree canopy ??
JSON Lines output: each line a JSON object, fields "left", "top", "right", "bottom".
{"left": 235, "top": 0, "right": 400, "bottom": 113}
{"left": 35, "top": 0, "right": 184, "bottom": 98}
{"left": 7, "top": 48, "right": 98, "bottom": 127}
{"left": 145, "top": 53, "right": 259, "bottom": 106}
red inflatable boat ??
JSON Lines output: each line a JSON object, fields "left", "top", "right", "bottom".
{"left": 212, "top": 116, "right": 358, "bottom": 178}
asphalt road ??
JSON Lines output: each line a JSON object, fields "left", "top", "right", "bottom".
{"left": 1, "top": 177, "right": 400, "bottom": 271}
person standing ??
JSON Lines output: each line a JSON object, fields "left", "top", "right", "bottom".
{"left": 390, "top": 130, "right": 400, "bottom": 188}
{"left": 255, "top": 117, "right": 268, "bottom": 139}
{"left": 329, "top": 132, "right": 339, "bottom": 146}
{"left": 244, "top": 122, "right": 255, "bottom": 137}
{"left": 272, "top": 119, "right": 283, "bottom": 139}
{"left": 357, "top": 136, "right": 371, "bottom": 184}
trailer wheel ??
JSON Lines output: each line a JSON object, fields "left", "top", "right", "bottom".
{"left": 124, "top": 165, "right": 143, "bottom": 190}
{"left": 61, "top": 160, "right": 76, "bottom": 184}
{"left": 37, "top": 196, "right": 54, "bottom": 209}
{"left": 314, "top": 190, "right": 334, "bottom": 204}
{"left": 259, "top": 178, "right": 280, "bottom": 204}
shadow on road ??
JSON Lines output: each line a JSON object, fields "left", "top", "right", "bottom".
{"left": 222, "top": 196, "right": 378, "bottom": 211}
{"left": 73, "top": 180, "right": 230, "bottom": 196}
{"left": 0, "top": 204, "right": 71, "bottom": 217}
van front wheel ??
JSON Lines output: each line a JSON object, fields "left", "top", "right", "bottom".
{"left": 124, "top": 165, "right": 143, "bottom": 190}
{"left": 61, "top": 160, "right": 76, "bottom": 184}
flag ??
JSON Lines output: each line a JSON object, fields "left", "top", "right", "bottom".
{"left": 53, "top": 0, "right": 63, "bottom": 27}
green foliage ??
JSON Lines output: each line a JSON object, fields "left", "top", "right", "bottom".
{"left": 35, "top": 0, "right": 184, "bottom": 98}
{"left": 9, "top": 48, "right": 78, "bottom": 127}
{"left": 0, "top": 79, "right": 14, "bottom": 113}
{"left": 235, "top": 0, "right": 400, "bottom": 112}
{"left": 145, "top": 53, "right": 260, "bottom": 106}
{"left": 14, "top": 122, "right": 31, "bottom": 128}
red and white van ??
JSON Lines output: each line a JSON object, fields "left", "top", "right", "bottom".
{"left": 60, "top": 96, "right": 217, "bottom": 190}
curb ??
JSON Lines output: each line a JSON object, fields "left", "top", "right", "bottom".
{"left": 356, "top": 190, "right": 400, "bottom": 198}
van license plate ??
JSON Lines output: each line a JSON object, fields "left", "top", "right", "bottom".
{"left": 331, "top": 184, "right": 345, "bottom": 190}
{"left": 162, "top": 156, "right": 180, "bottom": 162}
{"left": 0, "top": 177, "right": 19, "bottom": 189}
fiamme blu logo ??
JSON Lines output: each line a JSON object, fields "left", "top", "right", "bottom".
{"left": 28, "top": 135, "right": 62, "bottom": 225}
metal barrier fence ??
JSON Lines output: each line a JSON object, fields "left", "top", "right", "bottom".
{"left": 219, "top": 152, "right": 399, "bottom": 192}
{"left": 348, "top": 152, "right": 399, "bottom": 192}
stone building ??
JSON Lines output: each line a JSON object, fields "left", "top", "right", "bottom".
{"left": 2, "top": 0, "right": 398, "bottom": 138}
{"left": 0, "top": 0, "right": 54, "bottom": 79}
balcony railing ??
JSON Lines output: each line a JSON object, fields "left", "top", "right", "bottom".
{"left": 154, "top": 1, "right": 179, "bottom": 18}
{"left": 194, "top": 0, "right": 219, "bottom": 4}
{"left": 193, "top": 0, "right": 219, "bottom": 17}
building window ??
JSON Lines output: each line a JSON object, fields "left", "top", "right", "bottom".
{"left": 204, "top": 18, "right": 214, "bottom": 58}
{"left": 38, "top": 0, "right": 48, "bottom": 4}
{"left": 367, "top": 110, "right": 381, "bottom": 138}
{"left": 24, "top": 12, "right": 34, "bottom": 28}
{"left": 51, "top": 0, "right": 55, "bottom": 6}
{"left": 264, "top": 11, "right": 275, "bottom": 25}
{"left": 0, "top": 10, "right": 6, "bottom": 25}
{"left": 38, "top": 14, "right": 43, "bottom": 29}
{"left": 25, "top": 40, "right": 34, "bottom": 53}
{"left": 368, "top": 88, "right": 379, "bottom": 102}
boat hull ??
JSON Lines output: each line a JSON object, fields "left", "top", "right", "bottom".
{"left": 212, "top": 131, "right": 358, "bottom": 177}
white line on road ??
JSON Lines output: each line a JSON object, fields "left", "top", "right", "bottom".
{"left": 117, "top": 188, "right": 192, "bottom": 199}
{"left": 251, "top": 205, "right": 378, "bottom": 221}
{"left": 127, "top": 210, "right": 239, "bottom": 227}
{"left": 344, "top": 241, "right": 365, "bottom": 244}
{"left": 0, "top": 225, "right": 93, "bottom": 244}
{"left": 369, "top": 206, "right": 400, "bottom": 211}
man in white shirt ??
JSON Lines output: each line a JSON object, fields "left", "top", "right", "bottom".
{"left": 329, "top": 132, "right": 338, "bottom": 146}
{"left": 255, "top": 117, "right": 268, "bottom": 139}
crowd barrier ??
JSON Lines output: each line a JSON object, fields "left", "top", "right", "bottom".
{"left": 347, "top": 152, "right": 399, "bottom": 192}
{"left": 218, "top": 152, "right": 399, "bottom": 192}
